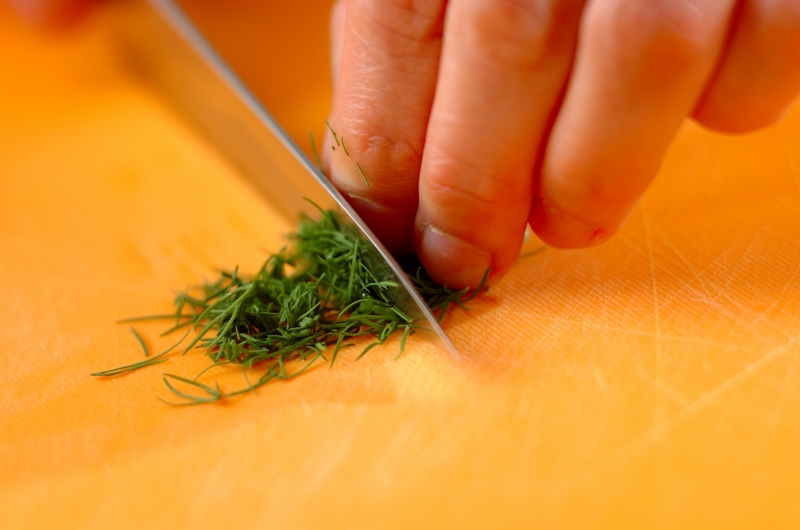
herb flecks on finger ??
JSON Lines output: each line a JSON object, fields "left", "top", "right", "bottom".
{"left": 320, "top": 123, "right": 369, "bottom": 187}
{"left": 325, "top": 120, "right": 340, "bottom": 146}
{"left": 355, "top": 162, "right": 370, "bottom": 187}
{"left": 308, "top": 130, "right": 324, "bottom": 174}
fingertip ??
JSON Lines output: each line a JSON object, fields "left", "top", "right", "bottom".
{"left": 415, "top": 222, "right": 499, "bottom": 291}
{"left": 529, "top": 197, "right": 617, "bottom": 249}
{"left": 687, "top": 0, "right": 800, "bottom": 137}
{"left": 691, "top": 103, "right": 790, "bottom": 136}
{"left": 346, "top": 194, "right": 413, "bottom": 254}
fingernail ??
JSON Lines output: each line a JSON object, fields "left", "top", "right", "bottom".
{"left": 529, "top": 197, "right": 614, "bottom": 249}
{"left": 417, "top": 224, "right": 493, "bottom": 290}
{"left": 346, "top": 195, "right": 413, "bottom": 254}
{"left": 330, "top": 154, "right": 370, "bottom": 192}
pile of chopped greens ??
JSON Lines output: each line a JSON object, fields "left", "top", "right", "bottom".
{"left": 92, "top": 206, "right": 487, "bottom": 405}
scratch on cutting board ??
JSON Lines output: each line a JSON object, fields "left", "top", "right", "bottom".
{"left": 720, "top": 235, "right": 761, "bottom": 288}
{"left": 592, "top": 368, "right": 610, "bottom": 395}
{"left": 779, "top": 125, "right": 800, "bottom": 197}
{"left": 633, "top": 365, "right": 691, "bottom": 409}
{"left": 695, "top": 236, "right": 800, "bottom": 364}
{"left": 660, "top": 331, "right": 798, "bottom": 438}
{"left": 649, "top": 221, "right": 713, "bottom": 302}
{"left": 616, "top": 230, "right": 709, "bottom": 311}
{"left": 641, "top": 213, "right": 663, "bottom": 395}
{"left": 765, "top": 343, "right": 799, "bottom": 434}
{"left": 534, "top": 319, "right": 730, "bottom": 346}
{"left": 556, "top": 331, "right": 800, "bottom": 498}
{"left": 720, "top": 259, "right": 800, "bottom": 357}
{"left": 304, "top": 415, "right": 359, "bottom": 489}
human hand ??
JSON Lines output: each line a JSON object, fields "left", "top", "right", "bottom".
{"left": 324, "top": 0, "right": 800, "bottom": 289}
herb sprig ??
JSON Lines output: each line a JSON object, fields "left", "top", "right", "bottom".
{"left": 92, "top": 207, "right": 488, "bottom": 405}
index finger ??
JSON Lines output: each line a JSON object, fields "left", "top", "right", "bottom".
{"left": 326, "top": 0, "right": 446, "bottom": 253}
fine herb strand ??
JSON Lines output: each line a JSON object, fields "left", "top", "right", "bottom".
{"left": 355, "top": 162, "right": 369, "bottom": 187}
{"left": 325, "top": 120, "right": 340, "bottom": 146}
{"left": 518, "top": 246, "right": 547, "bottom": 259}
{"left": 117, "top": 314, "right": 190, "bottom": 323}
{"left": 397, "top": 324, "right": 412, "bottom": 360}
{"left": 130, "top": 326, "right": 149, "bottom": 357}
{"left": 90, "top": 356, "right": 170, "bottom": 377}
{"left": 309, "top": 130, "right": 325, "bottom": 174}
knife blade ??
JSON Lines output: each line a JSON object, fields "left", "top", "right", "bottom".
{"left": 115, "top": 0, "right": 461, "bottom": 361}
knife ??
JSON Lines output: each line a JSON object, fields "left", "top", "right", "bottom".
{"left": 115, "top": 0, "right": 461, "bottom": 361}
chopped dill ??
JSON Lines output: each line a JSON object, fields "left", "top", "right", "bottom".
{"left": 356, "top": 162, "right": 369, "bottom": 187}
{"left": 308, "top": 130, "right": 324, "bottom": 174}
{"left": 325, "top": 120, "right": 340, "bottom": 146}
{"left": 92, "top": 207, "right": 488, "bottom": 405}
{"left": 318, "top": 124, "right": 368, "bottom": 187}
{"left": 130, "top": 326, "right": 149, "bottom": 357}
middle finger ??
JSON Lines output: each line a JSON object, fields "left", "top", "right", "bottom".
{"left": 416, "top": 0, "right": 586, "bottom": 289}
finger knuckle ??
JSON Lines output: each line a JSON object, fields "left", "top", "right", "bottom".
{"left": 359, "top": 0, "right": 445, "bottom": 45}
{"left": 339, "top": 129, "right": 423, "bottom": 200}
{"left": 543, "top": 166, "right": 649, "bottom": 226}
{"left": 377, "top": 136, "right": 425, "bottom": 183}
{"left": 348, "top": 129, "right": 421, "bottom": 171}
{"left": 458, "top": 0, "right": 580, "bottom": 71}
{"left": 422, "top": 164, "right": 529, "bottom": 230}
{"left": 588, "top": 0, "right": 711, "bottom": 69}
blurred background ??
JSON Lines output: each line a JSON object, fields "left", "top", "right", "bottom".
{"left": 173, "top": 0, "right": 336, "bottom": 153}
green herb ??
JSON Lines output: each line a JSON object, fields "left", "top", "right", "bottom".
{"left": 90, "top": 356, "right": 171, "bottom": 377}
{"left": 355, "top": 162, "right": 369, "bottom": 187}
{"left": 92, "top": 208, "right": 486, "bottom": 404}
{"left": 130, "top": 326, "right": 149, "bottom": 357}
{"left": 90, "top": 327, "right": 192, "bottom": 377}
{"left": 325, "top": 120, "right": 340, "bottom": 146}
{"left": 518, "top": 245, "right": 547, "bottom": 259}
{"left": 399, "top": 255, "right": 490, "bottom": 323}
{"left": 318, "top": 125, "right": 368, "bottom": 187}
{"left": 308, "top": 130, "right": 324, "bottom": 174}
{"left": 117, "top": 315, "right": 184, "bottom": 322}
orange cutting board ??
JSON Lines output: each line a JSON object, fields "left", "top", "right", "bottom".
{"left": 2, "top": 3, "right": 800, "bottom": 528}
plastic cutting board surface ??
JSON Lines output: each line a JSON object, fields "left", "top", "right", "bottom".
{"left": 2, "top": 3, "right": 800, "bottom": 528}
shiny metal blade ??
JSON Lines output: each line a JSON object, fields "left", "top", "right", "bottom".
{"left": 116, "top": 0, "right": 461, "bottom": 360}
